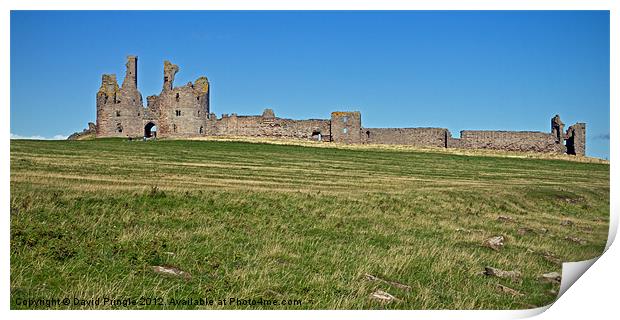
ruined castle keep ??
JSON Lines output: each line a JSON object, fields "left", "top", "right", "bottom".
{"left": 91, "top": 56, "right": 586, "bottom": 156}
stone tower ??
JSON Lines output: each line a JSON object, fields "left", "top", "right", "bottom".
{"left": 551, "top": 114, "right": 565, "bottom": 144}
{"left": 96, "top": 55, "right": 144, "bottom": 137}
{"left": 331, "top": 111, "right": 361, "bottom": 143}
{"left": 566, "top": 123, "right": 586, "bottom": 156}
{"left": 145, "top": 60, "right": 210, "bottom": 138}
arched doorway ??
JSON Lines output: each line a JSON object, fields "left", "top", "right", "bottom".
{"left": 311, "top": 130, "right": 322, "bottom": 142}
{"left": 145, "top": 122, "right": 157, "bottom": 138}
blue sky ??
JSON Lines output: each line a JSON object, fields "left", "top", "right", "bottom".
{"left": 10, "top": 11, "right": 609, "bottom": 158}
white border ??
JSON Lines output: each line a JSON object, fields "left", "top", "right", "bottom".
{"left": 1, "top": 1, "right": 616, "bottom": 319}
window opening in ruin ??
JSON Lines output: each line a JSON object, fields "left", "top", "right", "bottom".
{"left": 116, "top": 123, "right": 123, "bottom": 133}
{"left": 176, "top": 110, "right": 181, "bottom": 116}
{"left": 144, "top": 122, "right": 157, "bottom": 138}
{"left": 116, "top": 110, "right": 120, "bottom": 117}
{"left": 312, "top": 131, "right": 322, "bottom": 142}
{"left": 343, "top": 116, "right": 348, "bottom": 123}
{"left": 197, "top": 97, "right": 200, "bottom": 101}
{"left": 199, "top": 126, "right": 204, "bottom": 134}
{"left": 175, "top": 93, "right": 180, "bottom": 102}
{"left": 343, "top": 128, "right": 348, "bottom": 134}
{"left": 173, "top": 124, "right": 177, "bottom": 133}
{"left": 566, "top": 135, "right": 576, "bottom": 155}
{"left": 366, "top": 130, "right": 370, "bottom": 139}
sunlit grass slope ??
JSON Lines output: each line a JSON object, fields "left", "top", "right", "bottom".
{"left": 10, "top": 139, "right": 609, "bottom": 309}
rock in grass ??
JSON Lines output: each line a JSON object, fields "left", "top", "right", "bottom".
{"left": 564, "top": 236, "right": 587, "bottom": 245}
{"left": 483, "top": 267, "right": 522, "bottom": 280}
{"left": 560, "top": 219, "right": 574, "bottom": 227}
{"left": 370, "top": 290, "right": 399, "bottom": 302}
{"left": 152, "top": 265, "right": 191, "bottom": 279}
{"left": 497, "top": 215, "right": 515, "bottom": 223}
{"left": 540, "top": 272, "right": 562, "bottom": 284}
{"left": 496, "top": 284, "right": 524, "bottom": 296}
{"left": 483, "top": 235, "right": 505, "bottom": 251}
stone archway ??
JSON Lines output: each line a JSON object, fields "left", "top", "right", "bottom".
{"left": 144, "top": 122, "right": 157, "bottom": 138}
{"left": 311, "top": 130, "right": 322, "bottom": 142}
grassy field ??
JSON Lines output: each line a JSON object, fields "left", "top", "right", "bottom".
{"left": 10, "top": 139, "right": 609, "bottom": 309}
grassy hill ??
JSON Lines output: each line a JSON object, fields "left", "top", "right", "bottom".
{"left": 10, "top": 139, "right": 609, "bottom": 309}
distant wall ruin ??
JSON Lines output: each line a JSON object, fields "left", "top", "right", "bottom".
{"left": 363, "top": 128, "right": 448, "bottom": 148}
{"left": 86, "top": 56, "right": 587, "bottom": 156}
{"left": 449, "top": 130, "right": 565, "bottom": 153}
{"left": 205, "top": 109, "right": 331, "bottom": 141}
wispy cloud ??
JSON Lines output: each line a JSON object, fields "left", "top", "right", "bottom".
{"left": 593, "top": 133, "right": 610, "bottom": 140}
{"left": 10, "top": 133, "right": 68, "bottom": 140}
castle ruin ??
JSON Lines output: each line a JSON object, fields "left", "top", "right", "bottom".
{"left": 87, "top": 56, "right": 586, "bottom": 156}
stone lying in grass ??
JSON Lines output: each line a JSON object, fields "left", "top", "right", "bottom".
{"left": 497, "top": 215, "right": 515, "bottom": 223}
{"left": 370, "top": 290, "right": 400, "bottom": 303}
{"left": 540, "top": 272, "right": 562, "bottom": 284}
{"left": 483, "top": 267, "right": 522, "bottom": 280}
{"left": 151, "top": 265, "right": 191, "bottom": 279}
{"left": 560, "top": 219, "right": 574, "bottom": 227}
{"left": 483, "top": 235, "right": 505, "bottom": 251}
{"left": 564, "top": 236, "right": 587, "bottom": 245}
{"left": 496, "top": 284, "right": 524, "bottom": 297}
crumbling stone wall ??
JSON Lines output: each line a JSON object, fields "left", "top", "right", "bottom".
{"left": 91, "top": 56, "right": 586, "bottom": 156}
{"left": 362, "top": 128, "right": 448, "bottom": 147}
{"left": 453, "top": 130, "right": 565, "bottom": 153}
{"left": 206, "top": 109, "right": 331, "bottom": 141}
{"left": 68, "top": 122, "right": 96, "bottom": 140}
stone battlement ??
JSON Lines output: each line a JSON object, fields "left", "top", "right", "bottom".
{"left": 82, "top": 56, "right": 586, "bottom": 156}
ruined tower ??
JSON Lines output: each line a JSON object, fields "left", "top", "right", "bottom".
{"left": 147, "top": 60, "right": 210, "bottom": 138}
{"left": 331, "top": 111, "right": 361, "bottom": 143}
{"left": 96, "top": 56, "right": 144, "bottom": 137}
{"left": 551, "top": 114, "right": 565, "bottom": 145}
{"left": 566, "top": 123, "right": 586, "bottom": 156}
{"left": 550, "top": 114, "right": 586, "bottom": 156}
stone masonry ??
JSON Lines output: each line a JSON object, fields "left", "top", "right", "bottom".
{"left": 86, "top": 56, "right": 587, "bottom": 156}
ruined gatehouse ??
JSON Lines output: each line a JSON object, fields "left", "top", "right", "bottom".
{"left": 81, "top": 56, "right": 586, "bottom": 156}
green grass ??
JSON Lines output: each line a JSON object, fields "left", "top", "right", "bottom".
{"left": 10, "top": 139, "right": 609, "bottom": 309}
